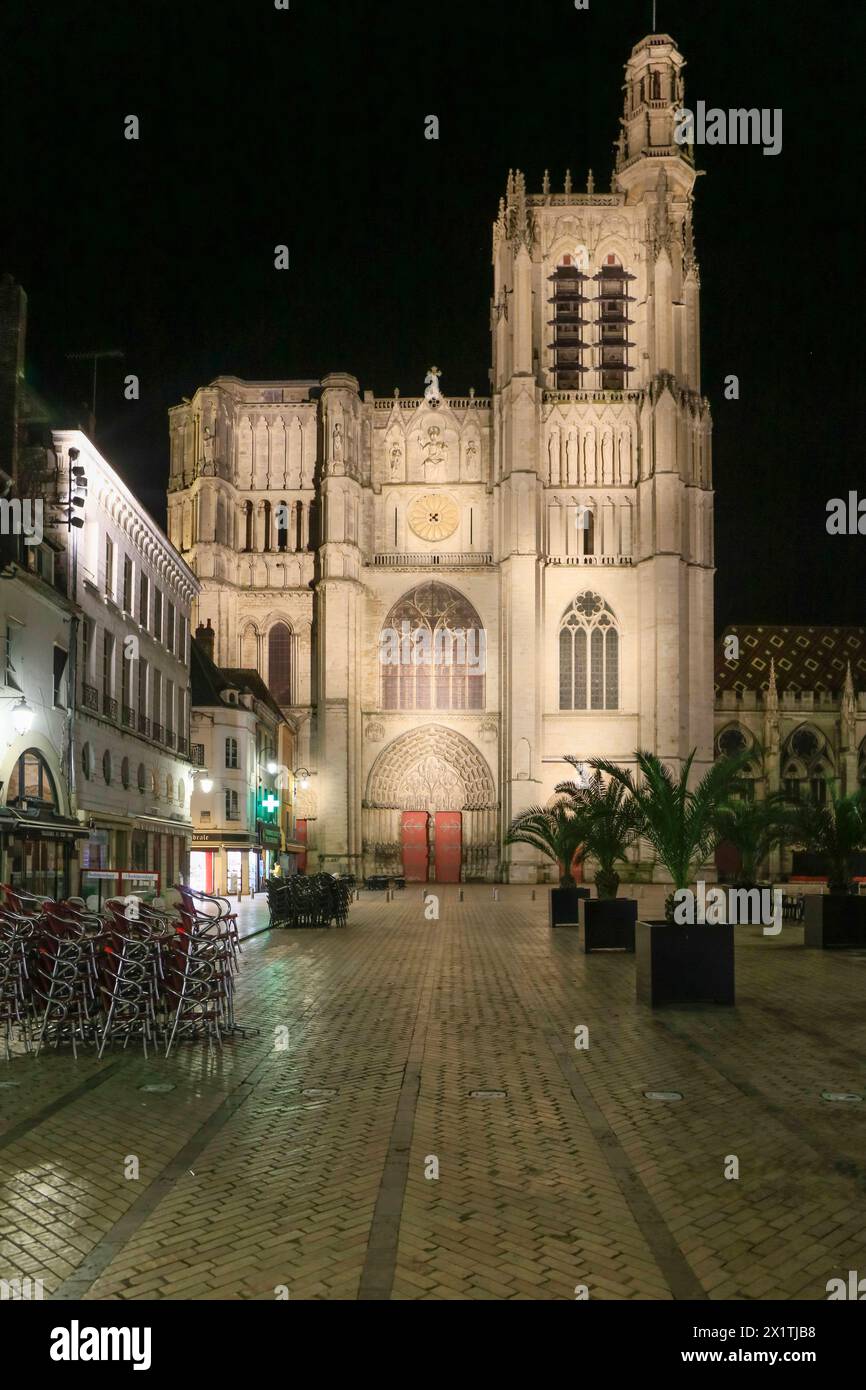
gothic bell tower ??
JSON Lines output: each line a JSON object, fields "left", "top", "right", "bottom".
{"left": 494, "top": 30, "right": 715, "bottom": 880}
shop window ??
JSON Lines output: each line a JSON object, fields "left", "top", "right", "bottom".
{"left": 6, "top": 750, "right": 58, "bottom": 808}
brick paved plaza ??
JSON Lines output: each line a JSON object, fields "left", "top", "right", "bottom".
{"left": 1, "top": 886, "right": 864, "bottom": 1302}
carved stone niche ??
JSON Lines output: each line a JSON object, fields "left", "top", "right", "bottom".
{"left": 365, "top": 722, "right": 385, "bottom": 743}
{"left": 478, "top": 719, "right": 498, "bottom": 744}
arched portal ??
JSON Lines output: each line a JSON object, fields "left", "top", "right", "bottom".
{"left": 363, "top": 725, "right": 497, "bottom": 883}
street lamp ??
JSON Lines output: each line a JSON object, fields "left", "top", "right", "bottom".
{"left": 266, "top": 760, "right": 278, "bottom": 776}
{"left": 10, "top": 696, "right": 35, "bottom": 736}
{"left": 293, "top": 766, "right": 311, "bottom": 791}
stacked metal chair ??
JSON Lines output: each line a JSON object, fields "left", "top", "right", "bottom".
{"left": 266, "top": 873, "right": 350, "bottom": 929}
{"left": 0, "top": 882, "right": 253, "bottom": 1060}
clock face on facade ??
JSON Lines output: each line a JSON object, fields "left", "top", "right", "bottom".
{"left": 407, "top": 493, "right": 459, "bottom": 542}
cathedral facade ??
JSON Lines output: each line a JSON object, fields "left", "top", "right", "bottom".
{"left": 166, "top": 32, "right": 715, "bottom": 883}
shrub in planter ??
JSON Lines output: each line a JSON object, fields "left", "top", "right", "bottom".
{"left": 555, "top": 762, "right": 641, "bottom": 903}
{"left": 505, "top": 800, "right": 586, "bottom": 906}
{"left": 590, "top": 748, "right": 751, "bottom": 1005}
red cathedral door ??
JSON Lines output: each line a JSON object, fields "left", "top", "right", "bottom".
{"left": 434, "top": 812, "right": 462, "bottom": 883}
{"left": 401, "top": 811, "right": 429, "bottom": 882}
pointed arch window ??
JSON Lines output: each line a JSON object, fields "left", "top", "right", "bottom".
{"left": 559, "top": 591, "right": 619, "bottom": 711}
{"left": 379, "top": 582, "right": 485, "bottom": 711}
{"left": 243, "top": 501, "right": 253, "bottom": 552}
{"left": 276, "top": 500, "right": 288, "bottom": 552}
{"left": 263, "top": 501, "right": 272, "bottom": 552}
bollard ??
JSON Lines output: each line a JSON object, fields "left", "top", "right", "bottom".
{"left": 458, "top": 888, "right": 464, "bottom": 903}
{"left": 493, "top": 887, "right": 500, "bottom": 902}
{"left": 386, "top": 887, "right": 393, "bottom": 902}
{"left": 531, "top": 889, "right": 536, "bottom": 901}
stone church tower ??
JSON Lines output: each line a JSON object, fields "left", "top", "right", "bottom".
{"left": 167, "top": 32, "right": 714, "bottom": 883}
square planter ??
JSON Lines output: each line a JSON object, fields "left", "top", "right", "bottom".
{"left": 636, "top": 920, "right": 735, "bottom": 1006}
{"left": 549, "top": 886, "right": 590, "bottom": 928}
{"left": 804, "top": 893, "right": 866, "bottom": 948}
{"left": 579, "top": 897, "right": 637, "bottom": 953}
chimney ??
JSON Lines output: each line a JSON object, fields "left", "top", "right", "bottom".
{"left": 0, "top": 274, "right": 27, "bottom": 483}
{"left": 196, "top": 617, "right": 216, "bottom": 663}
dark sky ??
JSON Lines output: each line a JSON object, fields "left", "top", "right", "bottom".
{"left": 2, "top": 0, "right": 863, "bottom": 628}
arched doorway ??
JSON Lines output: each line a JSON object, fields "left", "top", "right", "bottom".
{"left": 364, "top": 725, "right": 497, "bottom": 883}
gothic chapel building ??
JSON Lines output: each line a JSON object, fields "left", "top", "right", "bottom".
{"left": 167, "top": 33, "right": 714, "bottom": 883}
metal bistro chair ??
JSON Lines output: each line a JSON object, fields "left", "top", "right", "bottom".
{"left": 0, "top": 910, "right": 37, "bottom": 1059}
{"left": 32, "top": 907, "right": 101, "bottom": 1058}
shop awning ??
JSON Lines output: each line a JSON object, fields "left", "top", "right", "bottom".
{"left": 133, "top": 815, "right": 194, "bottom": 834}
{"left": 0, "top": 809, "right": 90, "bottom": 839}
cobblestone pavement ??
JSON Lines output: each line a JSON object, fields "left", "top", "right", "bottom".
{"left": 1, "top": 886, "right": 864, "bottom": 1301}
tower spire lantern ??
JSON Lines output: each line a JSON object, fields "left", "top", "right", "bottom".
{"left": 616, "top": 32, "right": 693, "bottom": 203}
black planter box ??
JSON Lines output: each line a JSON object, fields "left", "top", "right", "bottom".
{"left": 579, "top": 897, "right": 637, "bottom": 952}
{"left": 636, "top": 920, "right": 735, "bottom": 1006}
{"left": 804, "top": 893, "right": 866, "bottom": 948}
{"left": 549, "top": 886, "right": 590, "bottom": 928}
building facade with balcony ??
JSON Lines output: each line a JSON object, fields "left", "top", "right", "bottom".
{"left": 167, "top": 31, "right": 715, "bottom": 884}
{"left": 0, "top": 532, "right": 88, "bottom": 896}
{"left": 47, "top": 431, "right": 200, "bottom": 898}
{"left": 189, "top": 627, "right": 285, "bottom": 896}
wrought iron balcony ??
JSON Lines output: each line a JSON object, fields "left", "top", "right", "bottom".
{"left": 82, "top": 683, "right": 98, "bottom": 712}
{"left": 138, "top": 714, "right": 151, "bottom": 738}
{"left": 152, "top": 722, "right": 164, "bottom": 744}
{"left": 103, "top": 694, "right": 118, "bottom": 721}
{"left": 177, "top": 735, "right": 188, "bottom": 757}
{"left": 122, "top": 704, "right": 136, "bottom": 729}
{"left": 164, "top": 728, "right": 176, "bottom": 748}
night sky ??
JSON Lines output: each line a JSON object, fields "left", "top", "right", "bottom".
{"left": 2, "top": 0, "right": 862, "bottom": 628}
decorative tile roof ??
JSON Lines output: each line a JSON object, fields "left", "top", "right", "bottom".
{"left": 715, "top": 625, "right": 866, "bottom": 695}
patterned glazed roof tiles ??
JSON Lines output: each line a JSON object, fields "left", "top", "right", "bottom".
{"left": 715, "top": 625, "right": 866, "bottom": 695}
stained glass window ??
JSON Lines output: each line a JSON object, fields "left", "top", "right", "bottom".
{"left": 559, "top": 591, "right": 619, "bottom": 711}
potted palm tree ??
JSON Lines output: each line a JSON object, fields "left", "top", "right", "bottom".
{"left": 590, "top": 749, "right": 750, "bottom": 1005}
{"left": 787, "top": 786, "right": 866, "bottom": 947}
{"left": 505, "top": 800, "right": 589, "bottom": 927}
{"left": 713, "top": 793, "right": 800, "bottom": 888}
{"left": 556, "top": 761, "right": 641, "bottom": 952}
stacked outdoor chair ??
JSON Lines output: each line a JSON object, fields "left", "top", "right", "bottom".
{"left": 31, "top": 904, "right": 102, "bottom": 1058}
{"left": 266, "top": 874, "right": 350, "bottom": 929}
{"left": 0, "top": 910, "right": 36, "bottom": 1059}
{"left": 167, "top": 885, "right": 247, "bottom": 1054}
{"left": 0, "top": 883, "right": 254, "bottom": 1060}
